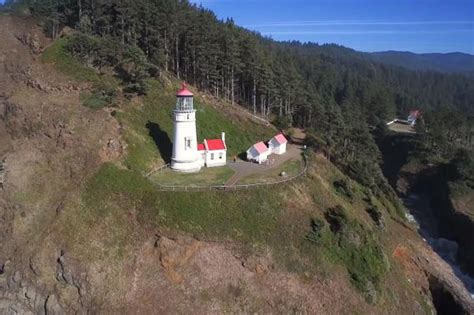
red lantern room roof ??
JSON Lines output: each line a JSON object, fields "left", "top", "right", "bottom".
{"left": 176, "top": 83, "right": 193, "bottom": 97}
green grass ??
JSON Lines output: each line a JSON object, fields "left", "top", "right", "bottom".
{"left": 42, "top": 37, "right": 97, "bottom": 82}
{"left": 238, "top": 159, "right": 302, "bottom": 184}
{"left": 42, "top": 37, "right": 120, "bottom": 107}
{"left": 80, "top": 92, "right": 109, "bottom": 109}
{"left": 149, "top": 166, "right": 235, "bottom": 186}
{"left": 302, "top": 208, "right": 388, "bottom": 303}
{"left": 81, "top": 163, "right": 282, "bottom": 245}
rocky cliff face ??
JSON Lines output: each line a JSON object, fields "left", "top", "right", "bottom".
{"left": 0, "top": 15, "right": 124, "bottom": 313}
{"left": 396, "top": 162, "right": 474, "bottom": 277}
{"left": 378, "top": 134, "right": 474, "bottom": 312}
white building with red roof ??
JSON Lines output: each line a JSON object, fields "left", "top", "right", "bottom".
{"left": 407, "top": 110, "right": 422, "bottom": 126}
{"left": 268, "top": 133, "right": 288, "bottom": 155}
{"left": 171, "top": 83, "right": 227, "bottom": 172}
{"left": 246, "top": 141, "right": 271, "bottom": 164}
{"left": 198, "top": 133, "right": 227, "bottom": 167}
{"left": 171, "top": 83, "right": 202, "bottom": 172}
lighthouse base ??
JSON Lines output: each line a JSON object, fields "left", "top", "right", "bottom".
{"left": 171, "top": 158, "right": 202, "bottom": 173}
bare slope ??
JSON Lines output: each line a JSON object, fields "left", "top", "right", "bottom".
{"left": 1, "top": 15, "right": 473, "bottom": 314}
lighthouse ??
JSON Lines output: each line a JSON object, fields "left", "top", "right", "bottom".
{"left": 171, "top": 83, "right": 202, "bottom": 172}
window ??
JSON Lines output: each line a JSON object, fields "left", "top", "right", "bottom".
{"left": 185, "top": 137, "right": 192, "bottom": 149}
{"left": 187, "top": 114, "right": 190, "bottom": 119}
{"left": 210, "top": 153, "right": 214, "bottom": 160}
{"left": 219, "top": 153, "right": 223, "bottom": 159}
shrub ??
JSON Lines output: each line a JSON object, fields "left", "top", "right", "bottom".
{"left": 302, "top": 205, "right": 387, "bottom": 303}
{"left": 324, "top": 205, "right": 348, "bottom": 233}
{"left": 366, "top": 206, "right": 385, "bottom": 229}
{"left": 81, "top": 84, "right": 117, "bottom": 109}
{"left": 64, "top": 33, "right": 150, "bottom": 95}
{"left": 333, "top": 179, "right": 354, "bottom": 199}
{"left": 305, "top": 218, "right": 325, "bottom": 243}
{"left": 272, "top": 115, "right": 291, "bottom": 130}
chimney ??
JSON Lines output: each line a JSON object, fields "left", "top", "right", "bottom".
{"left": 221, "top": 132, "right": 225, "bottom": 142}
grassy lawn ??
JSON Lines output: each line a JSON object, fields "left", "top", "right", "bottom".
{"left": 238, "top": 159, "right": 302, "bottom": 184}
{"left": 149, "top": 166, "right": 235, "bottom": 187}
{"left": 75, "top": 163, "right": 283, "bottom": 246}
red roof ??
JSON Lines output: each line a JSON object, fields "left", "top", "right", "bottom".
{"left": 176, "top": 83, "right": 193, "bottom": 97}
{"left": 409, "top": 110, "right": 421, "bottom": 118}
{"left": 273, "top": 133, "right": 287, "bottom": 145}
{"left": 253, "top": 141, "right": 268, "bottom": 154}
{"left": 205, "top": 139, "right": 226, "bottom": 151}
{"left": 197, "top": 143, "right": 205, "bottom": 151}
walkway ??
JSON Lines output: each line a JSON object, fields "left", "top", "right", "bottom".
{"left": 225, "top": 144, "right": 303, "bottom": 186}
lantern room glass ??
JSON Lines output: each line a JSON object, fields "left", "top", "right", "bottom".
{"left": 176, "top": 96, "right": 193, "bottom": 111}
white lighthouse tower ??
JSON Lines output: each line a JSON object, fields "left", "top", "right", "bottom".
{"left": 171, "top": 83, "right": 202, "bottom": 172}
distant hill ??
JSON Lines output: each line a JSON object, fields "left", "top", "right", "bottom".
{"left": 368, "top": 51, "right": 474, "bottom": 75}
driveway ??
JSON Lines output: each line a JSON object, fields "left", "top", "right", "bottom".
{"left": 225, "top": 144, "right": 303, "bottom": 186}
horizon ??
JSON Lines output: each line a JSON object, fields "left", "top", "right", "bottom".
{"left": 190, "top": 0, "right": 474, "bottom": 54}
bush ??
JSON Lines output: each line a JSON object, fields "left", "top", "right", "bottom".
{"left": 303, "top": 205, "right": 387, "bottom": 303}
{"left": 324, "top": 205, "right": 348, "bottom": 233}
{"left": 273, "top": 115, "right": 291, "bottom": 130}
{"left": 366, "top": 206, "right": 384, "bottom": 229}
{"left": 80, "top": 80, "right": 117, "bottom": 109}
{"left": 305, "top": 218, "right": 325, "bottom": 243}
{"left": 333, "top": 179, "right": 354, "bottom": 199}
{"left": 64, "top": 33, "right": 150, "bottom": 95}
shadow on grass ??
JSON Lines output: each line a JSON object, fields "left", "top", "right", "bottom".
{"left": 237, "top": 151, "right": 247, "bottom": 161}
{"left": 146, "top": 121, "right": 172, "bottom": 163}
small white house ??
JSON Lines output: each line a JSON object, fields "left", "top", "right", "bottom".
{"left": 246, "top": 141, "right": 271, "bottom": 164}
{"left": 198, "top": 132, "right": 227, "bottom": 167}
{"left": 269, "top": 133, "right": 288, "bottom": 155}
{"left": 407, "top": 110, "right": 421, "bottom": 126}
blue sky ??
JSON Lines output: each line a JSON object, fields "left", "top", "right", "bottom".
{"left": 190, "top": 0, "right": 474, "bottom": 54}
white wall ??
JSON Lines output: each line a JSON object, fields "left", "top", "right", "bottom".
{"left": 269, "top": 139, "right": 286, "bottom": 155}
{"left": 171, "top": 110, "right": 202, "bottom": 172}
{"left": 206, "top": 149, "right": 226, "bottom": 167}
{"left": 247, "top": 147, "right": 271, "bottom": 164}
{"left": 246, "top": 147, "right": 258, "bottom": 161}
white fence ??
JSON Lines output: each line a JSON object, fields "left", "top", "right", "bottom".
{"left": 146, "top": 154, "right": 309, "bottom": 192}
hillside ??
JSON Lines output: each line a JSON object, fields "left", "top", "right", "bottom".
{"left": 369, "top": 51, "right": 474, "bottom": 75}
{"left": 1, "top": 14, "right": 474, "bottom": 314}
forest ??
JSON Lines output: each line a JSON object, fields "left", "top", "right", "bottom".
{"left": 2, "top": 0, "right": 473, "bottom": 193}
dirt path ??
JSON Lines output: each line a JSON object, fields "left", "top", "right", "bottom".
{"left": 225, "top": 144, "right": 303, "bottom": 186}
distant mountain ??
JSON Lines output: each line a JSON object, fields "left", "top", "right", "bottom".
{"left": 368, "top": 51, "right": 474, "bottom": 75}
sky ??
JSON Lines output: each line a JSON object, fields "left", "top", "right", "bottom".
{"left": 190, "top": 0, "right": 474, "bottom": 54}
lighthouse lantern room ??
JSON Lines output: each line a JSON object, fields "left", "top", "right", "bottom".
{"left": 171, "top": 83, "right": 202, "bottom": 172}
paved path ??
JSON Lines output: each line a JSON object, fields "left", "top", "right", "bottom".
{"left": 388, "top": 122, "right": 416, "bottom": 134}
{"left": 225, "top": 144, "right": 303, "bottom": 186}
